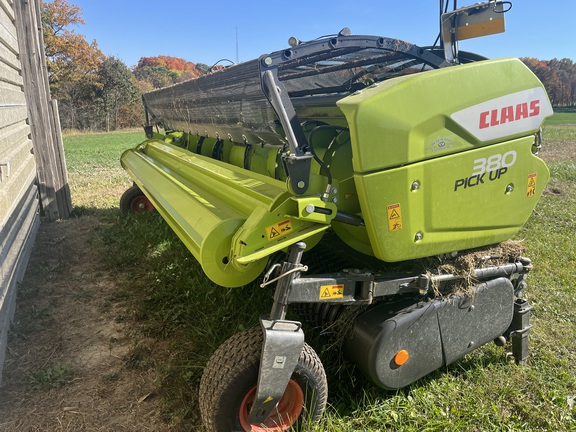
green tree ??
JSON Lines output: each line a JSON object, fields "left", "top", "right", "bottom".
{"left": 133, "top": 65, "right": 177, "bottom": 89}
{"left": 196, "top": 63, "right": 210, "bottom": 75}
{"left": 98, "top": 56, "right": 139, "bottom": 131}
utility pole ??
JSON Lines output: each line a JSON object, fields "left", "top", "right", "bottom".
{"left": 235, "top": 27, "right": 239, "bottom": 63}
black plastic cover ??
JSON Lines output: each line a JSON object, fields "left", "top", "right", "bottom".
{"left": 345, "top": 277, "right": 514, "bottom": 389}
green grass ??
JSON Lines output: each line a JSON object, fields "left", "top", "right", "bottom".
{"left": 26, "top": 365, "right": 75, "bottom": 390}
{"left": 65, "top": 127, "right": 576, "bottom": 431}
{"left": 64, "top": 131, "right": 142, "bottom": 210}
{"left": 545, "top": 107, "right": 576, "bottom": 125}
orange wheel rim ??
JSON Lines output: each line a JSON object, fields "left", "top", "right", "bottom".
{"left": 238, "top": 379, "right": 304, "bottom": 431}
{"left": 130, "top": 195, "right": 154, "bottom": 212}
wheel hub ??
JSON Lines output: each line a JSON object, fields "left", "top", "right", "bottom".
{"left": 238, "top": 379, "right": 304, "bottom": 431}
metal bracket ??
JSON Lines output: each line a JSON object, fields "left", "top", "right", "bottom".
{"left": 261, "top": 69, "right": 313, "bottom": 195}
{"left": 248, "top": 318, "right": 305, "bottom": 424}
{"left": 249, "top": 242, "right": 307, "bottom": 424}
{"left": 143, "top": 125, "right": 154, "bottom": 139}
{"left": 510, "top": 298, "right": 534, "bottom": 365}
{"left": 441, "top": 1, "right": 507, "bottom": 63}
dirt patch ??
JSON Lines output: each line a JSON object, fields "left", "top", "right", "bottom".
{"left": 0, "top": 216, "right": 168, "bottom": 431}
{"left": 540, "top": 143, "right": 576, "bottom": 162}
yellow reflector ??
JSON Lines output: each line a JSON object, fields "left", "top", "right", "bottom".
{"left": 394, "top": 349, "right": 409, "bottom": 366}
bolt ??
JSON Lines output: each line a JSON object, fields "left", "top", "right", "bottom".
{"left": 494, "top": 336, "right": 507, "bottom": 346}
{"left": 331, "top": 197, "right": 338, "bottom": 203}
{"left": 297, "top": 181, "right": 306, "bottom": 189}
{"left": 506, "top": 184, "right": 514, "bottom": 193}
{"left": 331, "top": 187, "right": 338, "bottom": 194}
{"left": 264, "top": 56, "right": 273, "bottom": 66}
{"left": 411, "top": 181, "right": 420, "bottom": 191}
{"left": 414, "top": 232, "right": 423, "bottom": 242}
{"left": 305, "top": 204, "right": 315, "bottom": 214}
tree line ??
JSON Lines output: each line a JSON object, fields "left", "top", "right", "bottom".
{"left": 520, "top": 58, "right": 576, "bottom": 107}
{"left": 41, "top": 0, "right": 212, "bottom": 131}
{"left": 42, "top": 0, "right": 575, "bottom": 133}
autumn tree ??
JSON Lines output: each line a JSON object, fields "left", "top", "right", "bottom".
{"left": 41, "top": 0, "right": 145, "bottom": 129}
{"left": 41, "top": 0, "right": 105, "bottom": 129}
{"left": 522, "top": 57, "right": 576, "bottom": 107}
{"left": 133, "top": 55, "right": 201, "bottom": 89}
{"left": 133, "top": 64, "right": 178, "bottom": 89}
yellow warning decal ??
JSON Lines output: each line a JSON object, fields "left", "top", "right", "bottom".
{"left": 319, "top": 284, "right": 344, "bottom": 300}
{"left": 526, "top": 173, "right": 537, "bottom": 197}
{"left": 387, "top": 203, "right": 403, "bottom": 232}
{"left": 265, "top": 219, "right": 293, "bottom": 241}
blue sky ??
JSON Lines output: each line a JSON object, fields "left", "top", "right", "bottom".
{"left": 68, "top": 0, "right": 575, "bottom": 68}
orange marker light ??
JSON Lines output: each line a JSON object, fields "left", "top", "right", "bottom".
{"left": 394, "top": 349, "right": 409, "bottom": 366}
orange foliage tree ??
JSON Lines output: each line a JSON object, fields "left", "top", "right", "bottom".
{"left": 41, "top": 0, "right": 105, "bottom": 128}
{"left": 133, "top": 56, "right": 202, "bottom": 89}
{"left": 41, "top": 0, "right": 144, "bottom": 130}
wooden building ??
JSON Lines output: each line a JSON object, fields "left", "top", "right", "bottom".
{"left": 0, "top": 0, "right": 71, "bottom": 383}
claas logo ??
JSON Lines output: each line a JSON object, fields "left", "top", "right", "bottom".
{"left": 479, "top": 100, "right": 540, "bottom": 129}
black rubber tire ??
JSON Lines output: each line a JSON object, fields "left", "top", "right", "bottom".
{"left": 119, "top": 185, "right": 154, "bottom": 214}
{"left": 199, "top": 326, "right": 328, "bottom": 432}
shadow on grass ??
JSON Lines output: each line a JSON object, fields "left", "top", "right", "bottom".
{"left": 67, "top": 205, "right": 519, "bottom": 430}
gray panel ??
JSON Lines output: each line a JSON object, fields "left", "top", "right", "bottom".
{"left": 345, "top": 277, "right": 515, "bottom": 389}
{"left": 0, "top": 105, "right": 27, "bottom": 127}
{"left": 0, "top": 4, "right": 18, "bottom": 53}
{"left": 0, "top": 81, "right": 26, "bottom": 105}
{"left": 0, "top": 0, "right": 40, "bottom": 384}
{"left": 437, "top": 278, "right": 514, "bottom": 365}
{"left": 0, "top": 120, "right": 35, "bottom": 225}
{"left": 0, "top": 0, "right": 15, "bottom": 22}
{"left": 0, "top": 35, "right": 19, "bottom": 71}
{"left": 0, "top": 183, "right": 39, "bottom": 384}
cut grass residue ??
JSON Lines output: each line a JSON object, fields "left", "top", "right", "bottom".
{"left": 63, "top": 126, "right": 576, "bottom": 431}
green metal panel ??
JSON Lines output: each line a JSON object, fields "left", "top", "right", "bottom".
{"left": 355, "top": 136, "right": 549, "bottom": 262}
{"left": 335, "top": 58, "right": 552, "bottom": 261}
{"left": 337, "top": 58, "right": 551, "bottom": 174}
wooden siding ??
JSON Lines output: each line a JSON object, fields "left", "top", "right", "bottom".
{"left": 0, "top": 0, "right": 40, "bottom": 383}
{"left": 14, "top": 0, "right": 72, "bottom": 221}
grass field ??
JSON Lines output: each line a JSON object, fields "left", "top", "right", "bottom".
{"left": 545, "top": 107, "right": 576, "bottom": 125}
{"left": 63, "top": 116, "right": 576, "bottom": 431}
